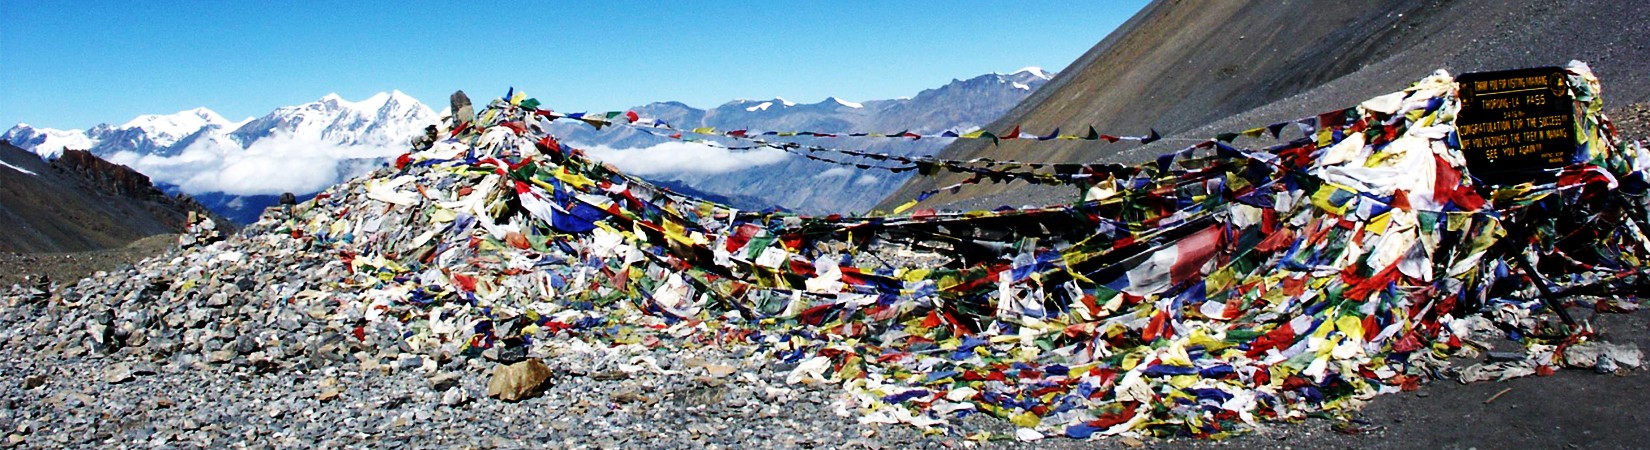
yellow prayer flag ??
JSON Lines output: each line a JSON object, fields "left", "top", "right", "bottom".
{"left": 892, "top": 200, "right": 919, "bottom": 214}
{"left": 1205, "top": 266, "right": 1235, "bottom": 294}
{"left": 1365, "top": 212, "right": 1394, "bottom": 235}
{"left": 1335, "top": 315, "right": 1365, "bottom": 339}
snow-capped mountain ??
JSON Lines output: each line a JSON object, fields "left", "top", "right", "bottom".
{"left": 230, "top": 91, "right": 429, "bottom": 148}
{"left": 121, "top": 107, "right": 242, "bottom": 147}
{"left": 2, "top": 91, "right": 437, "bottom": 223}
{"left": 0, "top": 126, "right": 98, "bottom": 159}
{"left": 556, "top": 67, "right": 1057, "bottom": 213}
{"left": 4, "top": 107, "right": 247, "bottom": 159}
{"left": 3, "top": 90, "right": 433, "bottom": 161}
{"left": 2, "top": 67, "right": 1048, "bottom": 221}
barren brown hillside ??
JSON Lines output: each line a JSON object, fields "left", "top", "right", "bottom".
{"left": 881, "top": 0, "right": 1650, "bottom": 210}
{"left": 0, "top": 142, "right": 220, "bottom": 253}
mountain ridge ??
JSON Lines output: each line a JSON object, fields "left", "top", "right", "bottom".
{"left": 551, "top": 69, "right": 1056, "bottom": 213}
{"left": 0, "top": 141, "right": 224, "bottom": 252}
{"left": 3, "top": 92, "right": 438, "bottom": 222}
{"left": 4, "top": 91, "right": 436, "bottom": 161}
{"left": 3, "top": 68, "right": 1054, "bottom": 220}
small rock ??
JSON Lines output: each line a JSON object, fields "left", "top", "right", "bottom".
{"left": 611, "top": 390, "right": 650, "bottom": 404}
{"left": 125, "top": 330, "right": 148, "bottom": 348}
{"left": 486, "top": 358, "right": 553, "bottom": 402}
{"left": 205, "top": 350, "right": 235, "bottom": 364}
{"left": 1597, "top": 355, "right": 1619, "bottom": 374}
{"left": 276, "top": 316, "right": 301, "bottom": 332}
{"left": 591, "top": 370, "right": 629, "bottom": 381}
{"left": 441, "top": 387, "right": 470, "bottom": 406}
{"left": 21, "top": 375, "right": 46, "bottom": 389}
{"left": 317, "top": 389, "right": 340, "bottom": 402}
{"left": 692, "top": 376, "right": 725, "bottom": 387}
{"left": 379, "top": 395, "right": 411, "bottom": 410}
{"left": 248, "top": 352, "right": 280, "bottom": 373}
{"left": 497, "top": 340, "right": 528, "bottom": 364}
{"left": 102, "top": 363, "right": 134, "bottom": 384}
{"left": 396, "top": 356, "right": 423, "bottom": 372}
{"left": 703, "top": 364, "right": 738, "bottom": 378}
{"left": 676, "top": 384, "right": 726, "bottom": 406}
{"left": 235, "top": 334, "right": 259, "bottom": 355}
{"left": 429, "top": 372, "right": 462, "bottom": 391}
{"left": 7, "top": 434, "right": 23, "bottom": 446}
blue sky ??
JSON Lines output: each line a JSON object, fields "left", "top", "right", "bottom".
{"left": 1, "top": 1, "right": 1148, "bottom": 130}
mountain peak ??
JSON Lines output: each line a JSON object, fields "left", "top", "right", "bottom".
{"left": 187, "top": 107, "right": 230, "bottom": 124}
{"left": 1, "top": 124, "right": 99, "bottom": 159}
{"left": 824, "top": 97, "right": 864, "bottom": 109}
{"left": 739, "top": 97, "right": 799, "bottom": 112}
{"left": 118, "top": 107, "right": 232, "bottom": 137}
{"left": 358, "top": 91, "right": 393, "bottom": 110}
{"left": 1014, "top": 66, "right": 1052, "bottom": 79}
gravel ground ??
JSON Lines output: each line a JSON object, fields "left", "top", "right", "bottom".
{"left": 0, "top": 230, "right": 1642, "bottom": 449}
{"left": 0, "top": 290, "right": 1641, "bottom": 449}
{"left": 0, "top": 235, "right": 178, "bottom": 288}
{"left": 0, "top": 253, "right": 937, "bottom": 449}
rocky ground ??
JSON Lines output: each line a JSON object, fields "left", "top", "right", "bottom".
{"left": 1612, "top": 103, "right": 1650, "bottom": 141}
{"left": 0, "top": 235, "right": 177, "bottom": 288}
{"left": 0, "top": 238, "right": 1642, "bottom": 450}
{"left": 0, "top": 105, "right": 1645, "bottom": 449}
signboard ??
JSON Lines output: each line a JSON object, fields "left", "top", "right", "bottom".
{"left": 1455, "top": 67, "right": 1577, "bottom": 185}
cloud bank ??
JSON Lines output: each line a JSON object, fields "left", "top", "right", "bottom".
{"left": 581, "top": 141, "right": 790, "bottom": 176}
{"left": 106, "top": 138, "right": 790, "bottom": 197}
{"left": 107, "top": 132, "right": 401, "bottom": 196}
{"left": 814, "top": 167, "right": 854, "bottom": 178}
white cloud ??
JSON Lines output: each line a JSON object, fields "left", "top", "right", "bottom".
{"left": 581, "top": 141, "right": 790, "bottom": 176}
{"left": 104, "top": 134, "right": 788, "bottom": 197}
{"left": 109, "top": 131, "right": 402, "bottom": 196}
{"left": 815, "top": 167, "right": 854, "bottom": 178}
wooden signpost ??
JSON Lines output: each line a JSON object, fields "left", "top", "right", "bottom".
{"left": 1458, "top": 67, "right": 1585, "bottom": 328}
{"left": 1455, "top": 67, "right": 1577, "bottom": 185}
